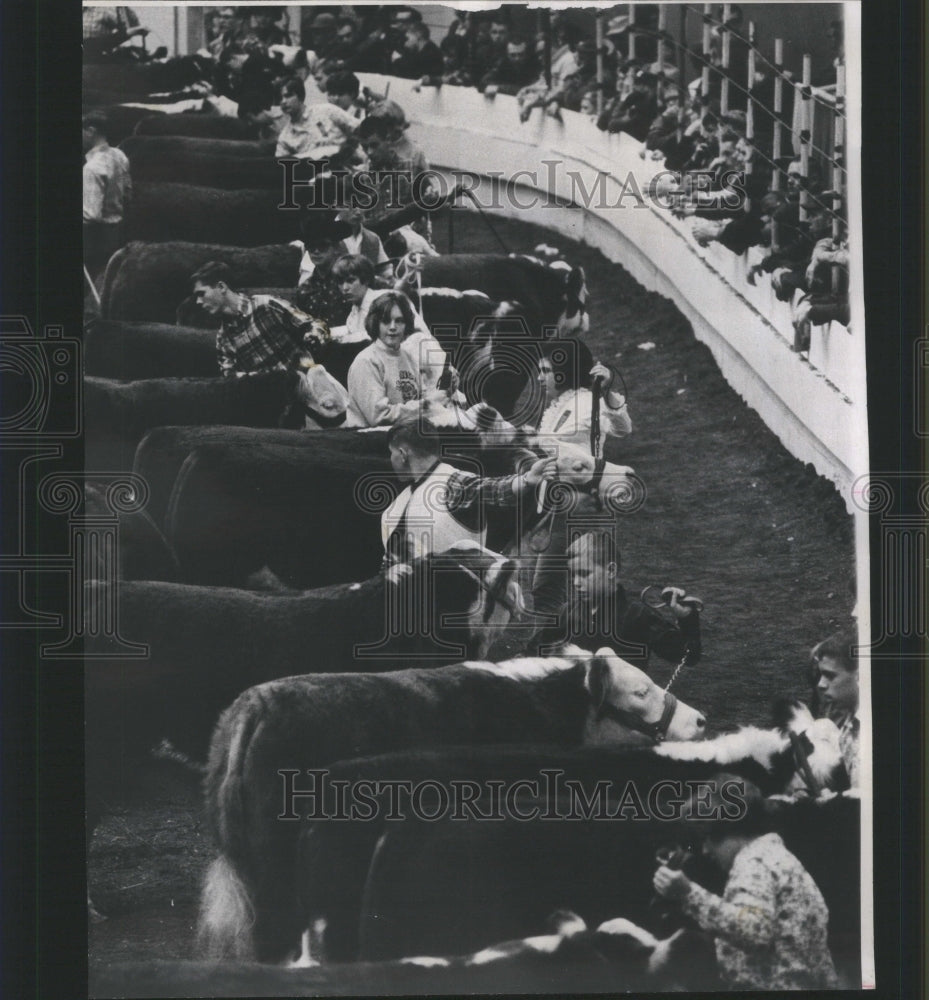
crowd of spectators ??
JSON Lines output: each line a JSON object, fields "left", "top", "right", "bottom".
{"left": 84, "top": 4, "right": 849, "bottom": 352}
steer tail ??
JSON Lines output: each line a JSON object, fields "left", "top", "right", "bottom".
{"left": 198, "top": 854, "right": 256, "bottom": 960}
{"left": 197, "top": 693, "right": 267, "bottom": 960}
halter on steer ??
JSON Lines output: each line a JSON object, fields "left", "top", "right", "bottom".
{"left": 596, "top": 689, "right": 679, "bottom": 745}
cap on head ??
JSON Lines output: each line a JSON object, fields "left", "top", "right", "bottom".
{"left": 301, "top": 212, "right": 353, "bottom": 247}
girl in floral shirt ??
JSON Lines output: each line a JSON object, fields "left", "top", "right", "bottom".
{"left": 653, "top": 786, "right": 839, "bottom": 990}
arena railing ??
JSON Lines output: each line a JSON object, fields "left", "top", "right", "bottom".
{"left": 355, "top": 41, "right": 864, "bottom": 507}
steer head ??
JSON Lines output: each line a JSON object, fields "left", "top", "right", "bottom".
{"left": 584, "top": 647, "right": 707, "bottom": 745}
{"left": 541, "top": 442, "right": 641, "bottom": 512}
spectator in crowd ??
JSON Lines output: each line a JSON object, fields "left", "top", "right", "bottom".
{"left": 516, "top": 21, "right": 583, "bottom": 121}
{"left": 83, "top": 5, "right": 149, "bottom": 61}
{"left": 598, "top": 69, "right": 659, "bottom": 139}
{"left": 338, "top": 206, "right": 394, "bottom": 282}
{"left": 481, "top": 36, "right": 540, "bottom": 96}
{"left": 439, "top": 35, "right": 473, "bottom": 87}
{"left": 345, "top": 291, "right": 444, "bottom": 428}
{"left": 238, "top": 5, "right": 288, "bottom": 54}
{"left": 603, "top": 5, "right": 660, "bottom": 64}
{"left": 810, "top": 630, "right": 859, "bottom": 786}
{"left": 579, "top": 91, "right": 600, "bottom": 121}
{"left": 235, "top": 50, "right": 278, "bottom": 120}
{"left": 653, "top": 784, "right": 839, "bottom": 989}
{"left": 471, "top": 15, "right": 510, "bottom": 84}
{"left": 559, "top": 39, "right": 600, "bottom": 113}
{"left": 333, "top": 254, "right": 429, "bottom": 344}
{"left": 295, "top": 213, "right": 355, "bottom": 327}
{"left": 391, "top": 22, "right": 444, "bottom": 84}
{"left": 534, "top": 340, "right": 631, "bottom": 454}
{"left": 207, "top": 6, "right": 242, "bottom": 61}
{"left": 679, "top": 110, "right": 721, "bottom": 171}
{"left": 83, "top": 111, "right": 132, "bottom": 279}
{"left": 533, "top": 530, "right": 702, "bottom": 669}
{"left": 191, "top": 261, "right": 313, "bottom": 378}
{"left": 306, "top": 11, "right": 338, "bottom": 61}
{"left": 644, "top": 85, "right": 686, "bottom": 161}
{"left": 381, "top": 415, "right": 555, "bottom": 565}
{"left": 275, "top": 76, "right": 359, "bottom": 161}
{"left": 329, "top": 16, "right": 362, "bottom": 68}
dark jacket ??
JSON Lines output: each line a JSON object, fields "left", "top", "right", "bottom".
{"left": 391, "top": 41, "right": 444, "bottom": 81}
{"left": 533, "top": 584, "right": 702, "bottom": 672}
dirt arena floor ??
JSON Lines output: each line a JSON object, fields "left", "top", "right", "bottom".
{"left": 88, "top": 210, "right": 855, "bottom": 974}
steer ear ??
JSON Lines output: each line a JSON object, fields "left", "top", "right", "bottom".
{"left": 586, "top": 656, "right": 612, "bottom": 717}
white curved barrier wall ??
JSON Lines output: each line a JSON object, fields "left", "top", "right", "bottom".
{"left": 361, "top": 75, "right": 866, "bottom": 508}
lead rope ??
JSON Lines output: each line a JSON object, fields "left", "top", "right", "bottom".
{"left": 664, "top": 652, "right": 690, "bottom": 693}
{"left": 590, "top": 378, "right": 602, "bottom": 459}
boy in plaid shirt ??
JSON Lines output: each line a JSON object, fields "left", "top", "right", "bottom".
{"left": 191, "top": 261, "right": 312, "bottom": 378}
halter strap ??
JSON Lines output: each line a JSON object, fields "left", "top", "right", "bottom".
{"left": 597, "top": 689, "right": 678, "bottom": 744}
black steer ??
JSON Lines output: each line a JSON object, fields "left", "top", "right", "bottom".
{"left": 419, "top": 254, "right": 588, "bottom": 337}
{"left": 134, "top": 112, "right": 261, "bottom": 140}
{"left": 360, "top": 774, "right": 854, "bottom": 966}
{"left": 134, "top": 425, "right": 385, "bottom": 529}
{"left": 83, "top": 56, "right": 211, "bottom": 97}
{"left": 163, "top": 439, "right": 390, "bottom": 588}
{"left": 100, "top": 241, "right": 300, "bottom": 323}
{"left": 125, "top": 182, "right": 300, "bottom": 247}
{"left": 120, "top": 133, "right": 273, "bottom": 160}
{"left": 82, "top": 104, "right": 165, "bottom": 145}
{"left": 83, "top": 319, "right": 217, "bottom": 380}
{"left": 84, "top": 372, "right": 298, "bottom": 471}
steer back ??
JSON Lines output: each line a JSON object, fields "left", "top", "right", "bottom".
{"left": 125, "top": 183, "right": 301, "bottom": 247}
{"left": 420, "top": 254, "right": 586, "bottom": 333}
{"left": 100, "top": 241, "right": 301, "bottom": 323}
{"left": 83, "top": 319, "right": 217, "bottom": 380}
{"left": 163, "top": 440, "right": 389, "bottom": 589}
{"left": 83, "top": 372, "right": 298, "bottom": 471}
{"left": 134, "top": 112, "right": 261, "bottom": 140}
{"left": 134, "top": 425, "right": 387, "bottom": 530}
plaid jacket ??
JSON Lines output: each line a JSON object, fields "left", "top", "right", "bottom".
{"left": 216, "top": 295, "right": 311, "bottom": 377}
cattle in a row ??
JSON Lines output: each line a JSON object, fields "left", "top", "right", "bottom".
{"left": 163, "top": 438, "right": 389, "bottom": 588}
{"left": 119, "top": 137, "right": 291, "bottom": 189}
{"left": 91, "top": 912, "right": 719, "bottom": 997}
{"left": 199, "top": 648, "right": 708, "bottom": 961}
{"left": 83, "top": 319, "right": 217, "bottom": 380}
{"left": 133, "top": 425, "right": 385, "bottom": 529}
{"left": 85, "top": 547, "right": 528, "bottom": 837}
{"left": 133, "top": 112, "right": 261, "bottom": 140}
{"left": 99, "top": 241, "right": 585, "bottom": 341}
{"left": 125, "top": 182, "right": 302, "bottom": 247}
{"left": 83, "top": 104, "right": 166, "bottom": 146}
{"left": 84, "top": 372, "right": 304, "bottom": 471}
{"left": 120, "top": 133, "right": 272, "bottom": 160}
{"left": 83, "top": 56, "right": 212, "bottom": 100}
{"left": 296, "top": 739, "right": 854, "bottom": 965}
{"left": 91, "top": 914, "right": 719, "bottom": 996}
{"left": 100, "top": 241, "right": 300, "bottom": 322}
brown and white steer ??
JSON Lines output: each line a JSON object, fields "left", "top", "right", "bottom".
{"left": 199, "top": 648, "right": 707, "bottom": 962}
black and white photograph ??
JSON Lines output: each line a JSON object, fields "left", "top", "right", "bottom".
{"left": 5, "top": 0, "right": 926, "bottom": 996}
